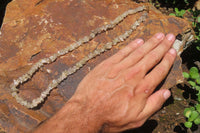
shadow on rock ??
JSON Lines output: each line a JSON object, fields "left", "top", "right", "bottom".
{"left": 0, "top": 0, "right": 12, "bottom": 29}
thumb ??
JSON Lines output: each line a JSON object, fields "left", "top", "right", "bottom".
{"left": 139, "top": 89, "right": 171, "bottom": 119}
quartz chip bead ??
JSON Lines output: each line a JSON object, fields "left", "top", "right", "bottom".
{"left": 41, "top": 93, "right": 47, "bottom": 99}
{"left": 134, "top": 21, "right": 140, "bottom": 26}
{"left": 76, "top": 41, "right": 82, "bottom": 47}
{"left": 46, "top": 86, "right": 52, "bottom": 92}
{"left": 119, "top": 36, "right": 125, "bottom": 41}
{"left": 28, "top": 67, "right": 37, "bottom": 76}
{"left": 57, "top": 49, "right": 66, "bottom": 55}
{"left": 82, "top": 36, "right": 90, "bottom": 43}
{"left": 104, "top": 42, "right": 112, "bottom": 50}
{"left": 90, "top": 33, "right": 95, "bottom": 38}
{"left": 32, "top": 99, "right": 40, "bottom": 108}
{"left": 123, "top": 32, "right": 130, "bottom": 38}
{"left": 10, "top": 85, "right": 18, "bottom": 92}
{"left": 87, "top": 53, "right": 94, "bottom": 59}
{"left": 51, "top": 79, "right": 58, "bottom": 86}
{"left": 22, "top": 74, "right": 31, "bottom": 81}
{"left": 76, "top": 62, "right": 83, "bottom": 68}
{"left": 21, "top": 100, "right": 28, "bottom": 107}
{"left": 112, "top": 38, "right": 117, "bottom": 44}
{"left": 13, "top": 79, "right": 19, "bottom": 86}
{"left": 59, "top": 72, "right": 67, "bottom": 81}
{"left": 11, "top": 92, "right": 18, "bottom": 97}
{"left": 40, "top": 58, "right": 49, "bottom": 64}
{"left": 49, "top": 54, "right": 57, "bottom": 62}
{"left": 18, "top": 77, "right": 25, "bottom": 84}
{"left": 15, "top": 95, "right": 23, "bottom": 104}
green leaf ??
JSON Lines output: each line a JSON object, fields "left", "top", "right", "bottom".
{"left": 190, "top": 72, "right": 200, "bottom": 79}
{"left": 190, "top": 107, "right": 195, "bottom": 111}
{"left": 184, "top": 108, "right": 192, "bottom": 118}
{"left": 169, "top": 13, "right": 176, "bottom": 16}
{"left": 194, "top": 116, "right": 200, "bottom": 125}
{"left": 196, "top": 86, "right": 200, "bottom": 91}
{"left": 196, "top": 90, "right": 200, "bottom": 96}
{"left": 197, "top": 16, "right": 200, "bottom": 23}
{"left": 196, "top": 36, "right": 200, "bottom": 40}
{"left": 180, "top": 10, "right": 186, "bottom": 16}
{"left": 193, "top": 21, "right": 196, "bottom": 27}
{"left": 188, "top": 81, "right": 196, "bottom": 87}
{"left": 196, "top": 104, "right": 200, "bottom": 113}
{"left": 188, "top": 111, "right": 199, "bottom": 122}
{"left": 190, "top": 67, "right": 199, "bottom": 74}
{"left": 198, "top": 95, "right": 200, "bottom": 102}
{"left": 196, "top": 78, "right": 200, "bottom": 84}
{"left": 189, "top": 67, "right": 200, "bottom": 79}
{"left": 175, "top": 8, "right": 179, "bottom": 13}
{"left": 184, "top": 121, "right": 193, "bottom": 128}
{"left": 184, "top": 0, "right": 189, "bottom": 4}
{"left": 183, "top": 72, "right": 190, "bottom": 78}
{"left": 196, "top": 46, "right": 200, "bottom": 51}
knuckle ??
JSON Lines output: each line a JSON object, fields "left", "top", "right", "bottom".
{"left": 127, "top": 43, "right": 135, "bottom": 50}
{"left": 149, "top": 52, "right": 160, "bottom": 63}
{"left": 107, "top": 66, "right": 119, "bottom": 79}
{"left": 151, "top": 35, "right": 161, "bottom": 43}
{"left": 135, "top": 48, "right": 144, "bottom": 56}
{"left": 166, "top": 52, "right": 175, "bottom": 62}
{"left": 136, "top": 82, "right": 151, "bottom": 94}
{"left": 162, "top": 53, "right": 174, "bottom": 68}
{"left": 147, "top": 36, "right": 162, "bottom": 48}
{"left": 118, "top": 48, "right": 127, "bottom": 57}
{"left": 125, "top": 66, "right": 144, "bottom": 81}
{"left": 142, "top": 83, "right": 151, "bottom": 91}
{"left": 156, "top": 66, "right": 166, "bottom": 76}
{"left": 128, "top": 40, "right": 140, "bottom": 49}
{"left": 163, "top": 40, "right": 172, "bottom": 47}
{"left": 160, "top": 42, "right": 172, "bottom": 52}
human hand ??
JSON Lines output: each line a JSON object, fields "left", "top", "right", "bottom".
{"left": 69, "top": 33, "right": 176, "bottom": 132}
{"left": 33, "top": 33, "right": 176, "bottom": 133}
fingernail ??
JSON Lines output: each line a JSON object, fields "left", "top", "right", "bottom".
{"left": 166, "top": 34, "right": 175, "bottom": 41}
{"left": 163, "top": 90, "right": 171, "bottom": 99}
{"left": 155, "top": 33, "right": 164, "bottom": 39}
{"left": 136, "top": 39, "right": 144, "bottom": 44}
{"left": 169, "top": 48, "right": 176, "bottom": 55}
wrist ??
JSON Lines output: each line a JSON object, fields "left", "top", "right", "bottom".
{"left": 33, "top": 97, "right": 104, "bottom": 133}
{"left": 63, "top": 97, "right": 104, "bottom": 132}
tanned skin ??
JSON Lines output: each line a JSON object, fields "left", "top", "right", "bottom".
{"left": 33, "top": 33, "right": 176, "bottom": 133}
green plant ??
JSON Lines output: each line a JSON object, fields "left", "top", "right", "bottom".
{"left": 184, "top": 106, "right": 200, "bottom": 128}
{"left": 190, "top": 9, "right": 200, "bottom": 51}
{"left": 183, "top": 67, "right": 200, "bottom": 128}
{"left": 183, "top": 0, "right": 189, "bottom": 5}
{"left": 169, "top": 8, "right": 186, "bottom": 18}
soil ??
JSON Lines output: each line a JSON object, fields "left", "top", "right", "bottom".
{"left": 0, "top": 0, "right": 200, "bottom": 133}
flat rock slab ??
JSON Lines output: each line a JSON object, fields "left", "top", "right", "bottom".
{"left": 0, "top": 0, "right": 192, "bottom": 132}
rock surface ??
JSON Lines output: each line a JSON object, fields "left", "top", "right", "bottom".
{"left": 195, "top": 0, "right": 200, "bottom": 10}
{"left": 0, "top": 0, "right": 193, "bottom": 132}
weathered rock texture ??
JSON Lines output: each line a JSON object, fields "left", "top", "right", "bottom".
{"left": 0, "top": 0, "right": 193, "bottom": 132}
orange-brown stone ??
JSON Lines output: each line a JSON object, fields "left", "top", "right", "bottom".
{"left": 0, "top": 0, "right": 193, "bottom": 132}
